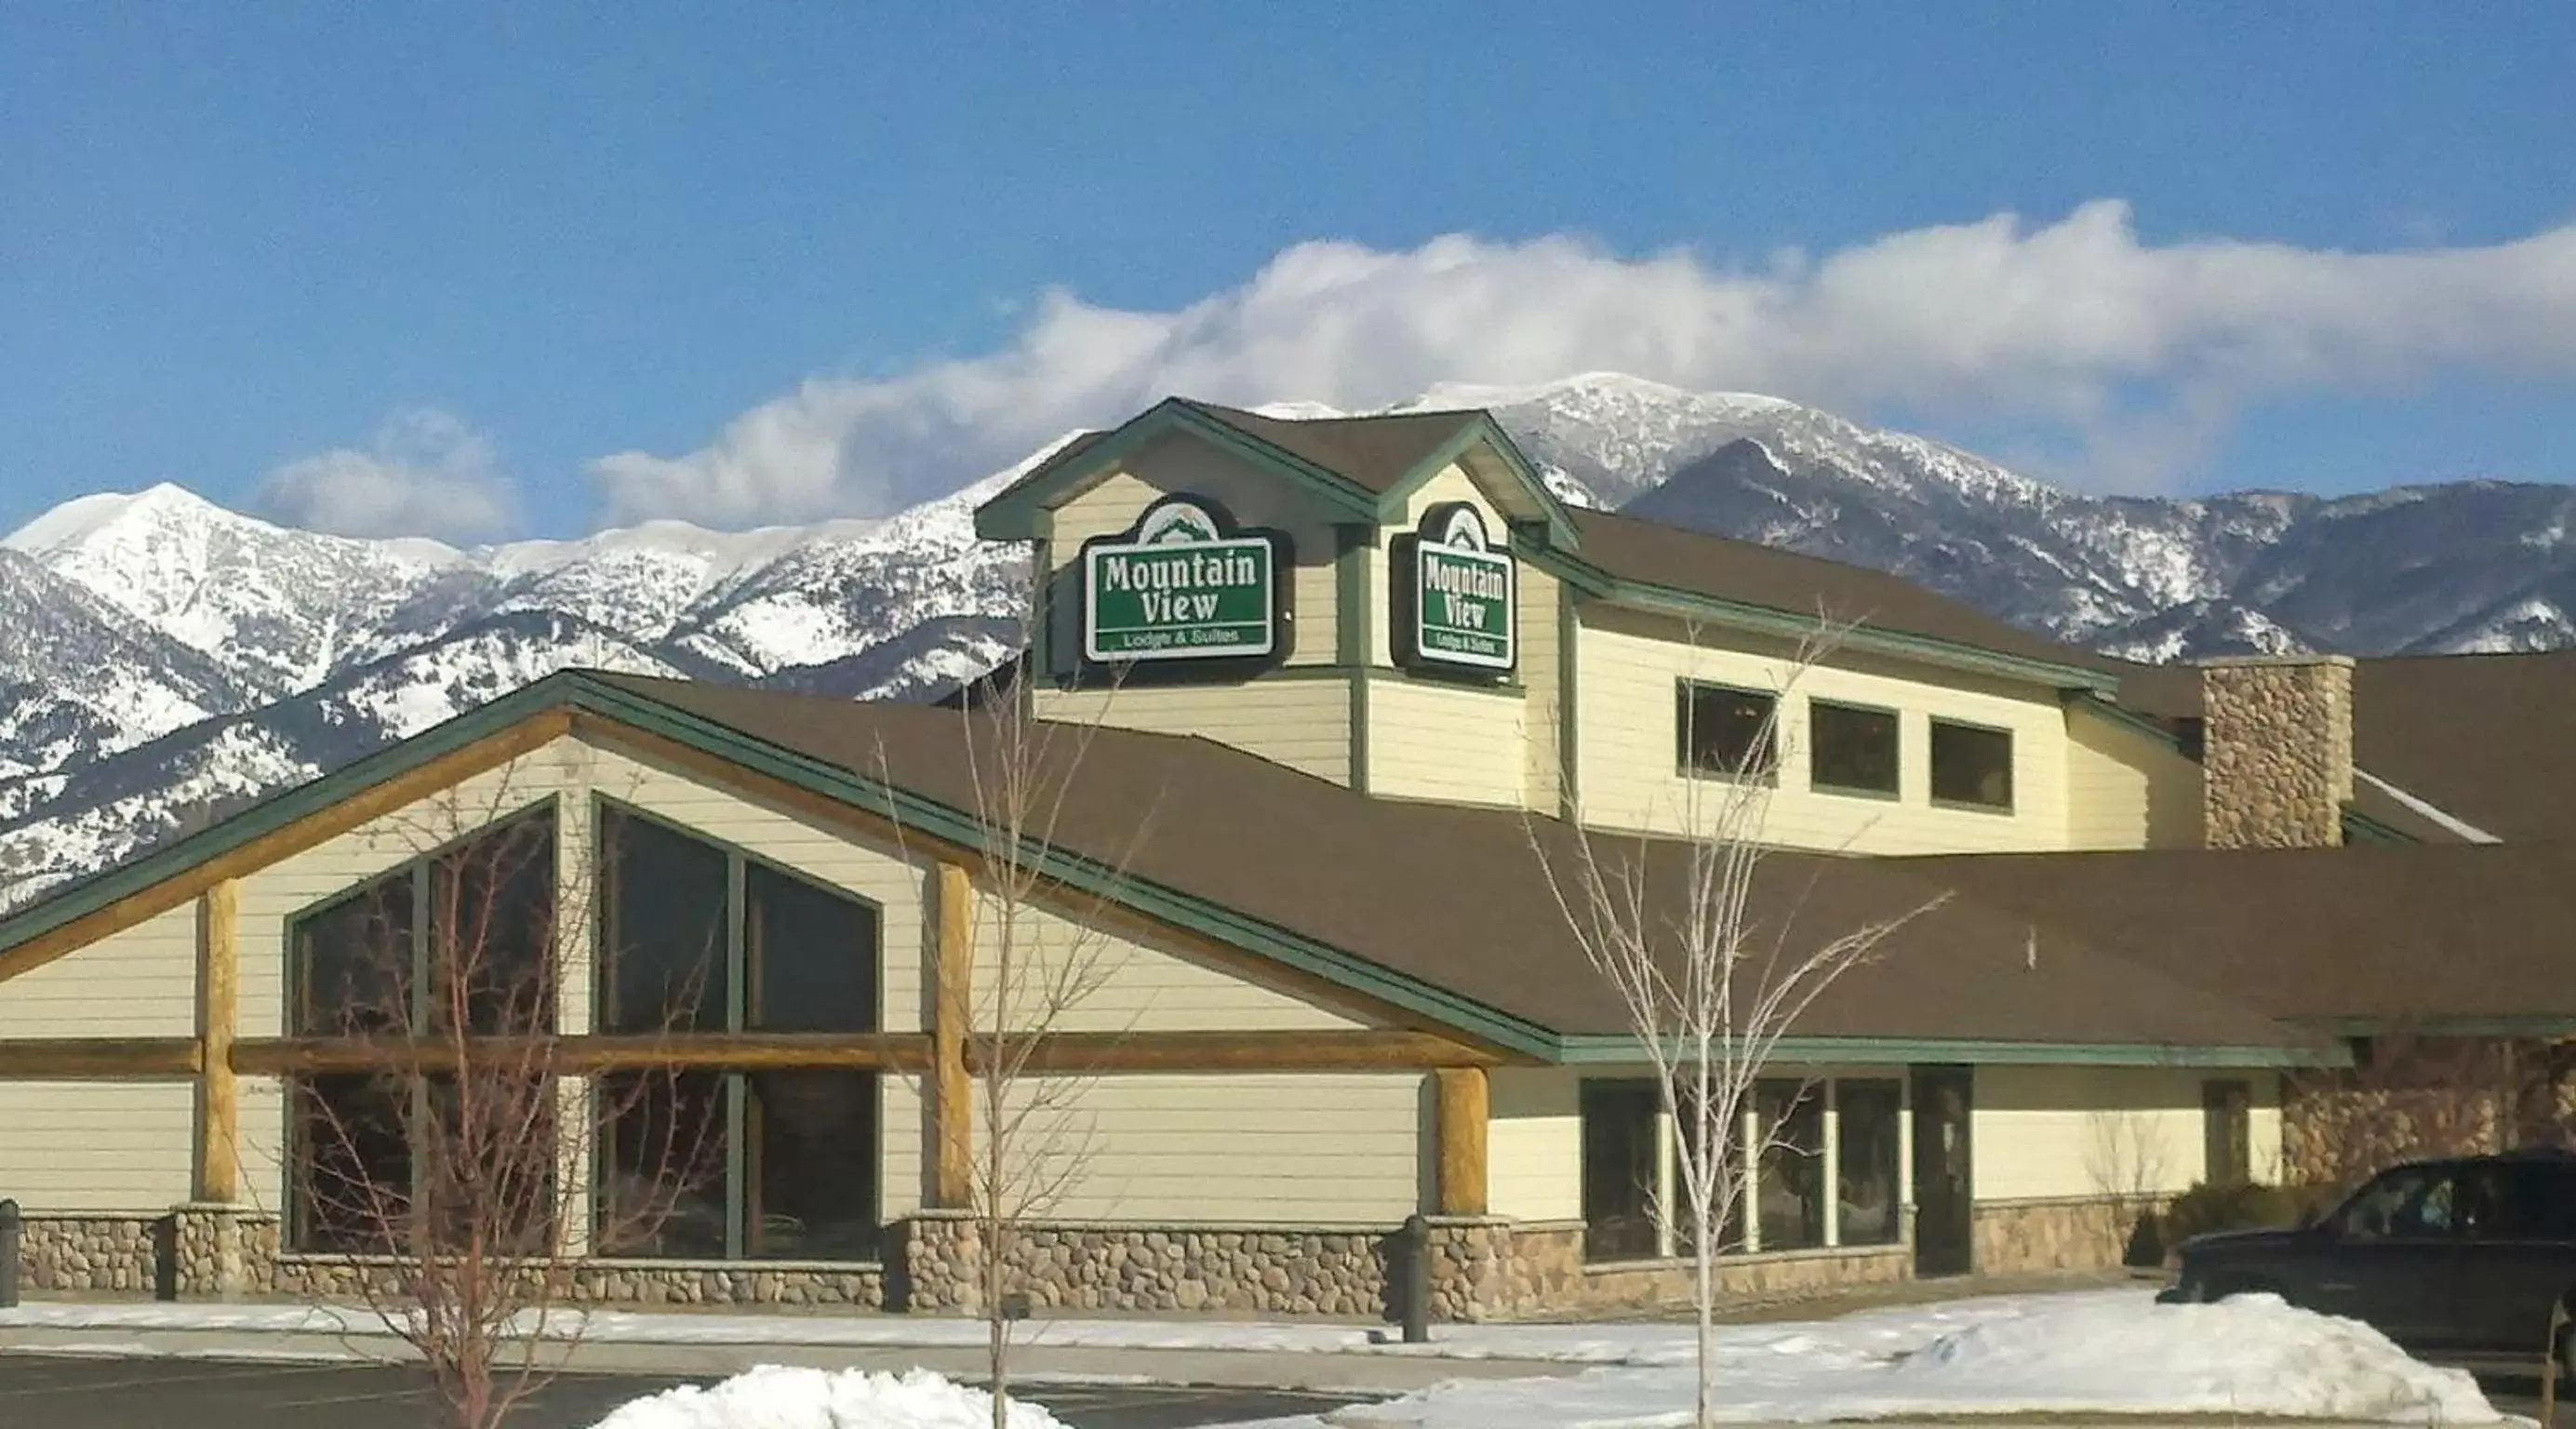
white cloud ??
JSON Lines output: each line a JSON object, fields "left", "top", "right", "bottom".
{"left": 260, "top": 408, "right": 520, "bottom": 542}
{"left": 592, "top": 201, "right": 2576, "bottom": 525}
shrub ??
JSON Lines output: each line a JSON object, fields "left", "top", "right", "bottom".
{"left": 2157, "top": 1180, "right": 2342, "bottom": 1246}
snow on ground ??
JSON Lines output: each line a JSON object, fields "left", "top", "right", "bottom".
{"left": 7, "top": 1289, "right": 2506, "bottom": 1425}
{"left": 591, "top": 1367, "right": 1065, "bottom": 1429}
{"left": 1225, "top": 1291, "right": 2497, "bottom": 1428}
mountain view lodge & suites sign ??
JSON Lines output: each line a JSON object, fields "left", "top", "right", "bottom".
{"left": 1081, "top": 495, "right": 1288, "bottom": 664}
{"left": 1395, "top": 502, "right": 1516, "bottom": 675}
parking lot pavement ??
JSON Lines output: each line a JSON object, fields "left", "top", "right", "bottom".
{"left": 0, "top": 1354, "right": 1362, "bottom": 1429}
{"left": 2484, "top": 1373, "right": 2572, "bottom": 1429}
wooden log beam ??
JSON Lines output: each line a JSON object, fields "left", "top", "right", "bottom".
{"left": 195, "top": 878, "right": 241, "bottom": 1203}
{"left": 1435, "top": 1065, "right": 1489, "bottom": 1216}
{"left": 0, "top": 1038, "right": 202, "bottom": 1079}
{"left": 219, "top": 1028, "right": 1492, "bottom": 1078}
{"left": 934, "top": 861, "right": 976, "bottom": 1210}
{"left": 231, "top": 1033, "right": 936, "bottom": 1076}
{"left": 964, "top": 1029, "right": 1503, "bottom": 1075}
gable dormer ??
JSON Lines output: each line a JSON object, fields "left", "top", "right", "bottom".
{"left": 975, "top": 399, "right": 1575, "bottom": 807}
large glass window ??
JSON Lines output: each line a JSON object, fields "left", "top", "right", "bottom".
{"left": 287, "top": 809, "right": 558, "bottom": 1254}
{"left": 599, "top": 808, "right": 728, "bottom": 1033}
{"left": 1676, "top": 682, "right": 1777, "bottom": 781}
{"left": 1581, "top": 1080, "right": 1662, "bottom": 1262}
{"left": 1755, "top": 1081, "right": 1826, "bottom": 1251}
{"left": 1835, "top": 1081, "right": 1904, "bottom": 1246}
{"left": 594, "top": 806, "right": 884, "bottom": 1262}
{"left": 1929, "top": 720, "right": 2014, "bottom": 810}
{"left": 1809, "top": 702, "right": 1900, "bottom": 797}
{"left": 291, "top": 1074, "right": 411, "bottom": 1254}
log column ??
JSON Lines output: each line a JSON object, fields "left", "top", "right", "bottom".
{"left": 194, "top": 878, "right": 241, "bottom": 1205}
{"left": 1434, "top": 1066, "right": 1488, "bottom": 1216}
{"left": 933, "top": 862, "right": 975, "bottom": 1209}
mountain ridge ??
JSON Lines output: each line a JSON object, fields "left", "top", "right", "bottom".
{"left": 4, "top": 374, "right": 2570, "bottom": 906}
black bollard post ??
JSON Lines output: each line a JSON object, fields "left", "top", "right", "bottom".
{"left": 1400, "top": 1213, "right": 1431, "bottom": 1344}
{"left": 0, "top": 1198, "right": 20, "bottom": 1310}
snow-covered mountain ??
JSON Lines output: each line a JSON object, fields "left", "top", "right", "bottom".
{"left": 7, "top": 373, "right": 2574, "bottom": 906}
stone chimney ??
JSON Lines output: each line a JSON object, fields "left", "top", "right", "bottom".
{"left": 2199, "top": 655, "right": 2356, "bottom": 848}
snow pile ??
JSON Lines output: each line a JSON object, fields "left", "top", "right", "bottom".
{"left": 589, "top": 1367, "right": 1067, "bottom": 1429}
{"left": 1301, "top": 1291, "right": 2497, "bottom": 1428}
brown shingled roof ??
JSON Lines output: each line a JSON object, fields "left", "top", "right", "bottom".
{"left": 1902, "top": 845, "right": 2576, "bottom": 1025}
{"left": 593, "top": 674, "right": 2313, "bottom": 1055}
{"left": 1178, "top": 402, "right": 1484, "bottom": 494}
{"left": 1563, "top": 509, "right": 2116, "bottom": 676}
{"left": 2347, "top": 652, "right": 2576, "bottom": 843}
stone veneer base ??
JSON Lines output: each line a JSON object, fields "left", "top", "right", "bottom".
{"left": 15, "top": 1198, "right": 2134, "bottom": 1319}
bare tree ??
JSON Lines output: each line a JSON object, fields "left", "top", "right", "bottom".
{"left": 2083, "top": 1100, "right": 2172, "bottom": 1265}
{"left": 292, "top": 777, "right": 712, "bottom": 1429}
{"left": 885, "top": 654, "right": 1158, "bottom": 1429}
{"left": 1524, "top": 621, "right": 1943, "bottom": 1429}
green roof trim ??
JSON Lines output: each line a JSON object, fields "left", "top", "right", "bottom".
{"left": 1527, "top": 545, "right": 2120, "bottom": 695}
{"left": 2341, "top": 806, "right": 2417, "bottom": 846}
{"left": 2066, "top": 691, "right": 2192, "bottom": 753}
{"left": 1552, "top": 1034, "right": 2343, "bottom": 1069}
{"left": 975, "top": 398, "right": 1381, "bottom": 541}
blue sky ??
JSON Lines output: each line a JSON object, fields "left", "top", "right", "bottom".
{"left": 5, "top": 3, "right": 2573, "bottom": 541}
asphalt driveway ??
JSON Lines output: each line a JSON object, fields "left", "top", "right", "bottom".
{"left": 0, "top": 1355, "right": 1365, "bottom": 1429}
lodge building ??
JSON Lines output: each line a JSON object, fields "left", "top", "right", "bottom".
{"left": 4, "top": 396, "right": 2574, "bottom": 1317}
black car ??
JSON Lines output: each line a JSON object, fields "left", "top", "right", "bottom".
{"left": 2166, "top": 1149, "right": 2576, "bottom": 1369}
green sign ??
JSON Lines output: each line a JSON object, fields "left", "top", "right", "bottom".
{"left": 1398, "top": 502, "right": 1516, "bottom": 674}
{"left": 1081, "top": 496, "right": 1287, "bottom": 663}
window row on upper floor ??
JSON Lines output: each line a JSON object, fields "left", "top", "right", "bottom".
{"left": 1675, "top": 680, "right": 2015, "bottom": 813}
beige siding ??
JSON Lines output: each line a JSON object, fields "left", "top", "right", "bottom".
{"left": 1488, "top": 1067, "right": 1582, "bottom": 1222}
{"left": 1034, "top": 680, "right": 1352, "bottom": 786}
{"left": 1519, "top": 566, "right": 1566, "bottom": 811}
{"left": 1366, "top": 677, "right": 1528, "bottom": 808}
{"left": 1042, "top": 435, "right": 1341, "bottom": 671}
{"left": 0, "top": 901, "right": 199, "bottom": 1037}
{"left": 0, "top": 1082, "right": 195, "bottom": 1211}
{"left": 989, "top": 895, "right": 1366, "bottom": 1035}
{"left": 2065, "top": 704, "right": 2205, "bottom": 849}
{"left": 1972, "top": 1064, "right": 2280, "bottom": 1202}
{"left": 993, "top": 1072, "right": 1421, "bottom": 1224}
{"left": 1571, "top": 606, "right": 2073, "bottom": 852}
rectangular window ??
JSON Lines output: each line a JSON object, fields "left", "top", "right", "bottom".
{"left": 291, "top": 1074, "right": 411, "bottom": 1254}
{"left": 593, "top": 804, "right": 886, "bottom": 1262}
{"left": 1809, "top": 701, "right": 1900, "bottom": 796}
{"left": 2203, "top": 1079, "right": 2252, "bottom": 1185}
{"left": 1835, "top": 1080, "right": 1904, "bottom": 1246}
{"left": 1755, "top": 1080, "right": 1826, "bottom": 1251}
{"left": 1671, "top": 1086, "right": 1746, "bottom": 1254}
{"left": 1677, "top": 682, "right": 1777, "bottom": 780}
{"left": 748, "top": 1069, "right": 881, "bottom": 1260}
{"left": 596, "top": 1070, "right": 729, "bottom": 1259}
{"left": 1581, "top": 1080, "right": 1662, "bottom": 1262}
{"left": 1929, "top": 720, "right": 2014, "bottom": 810}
